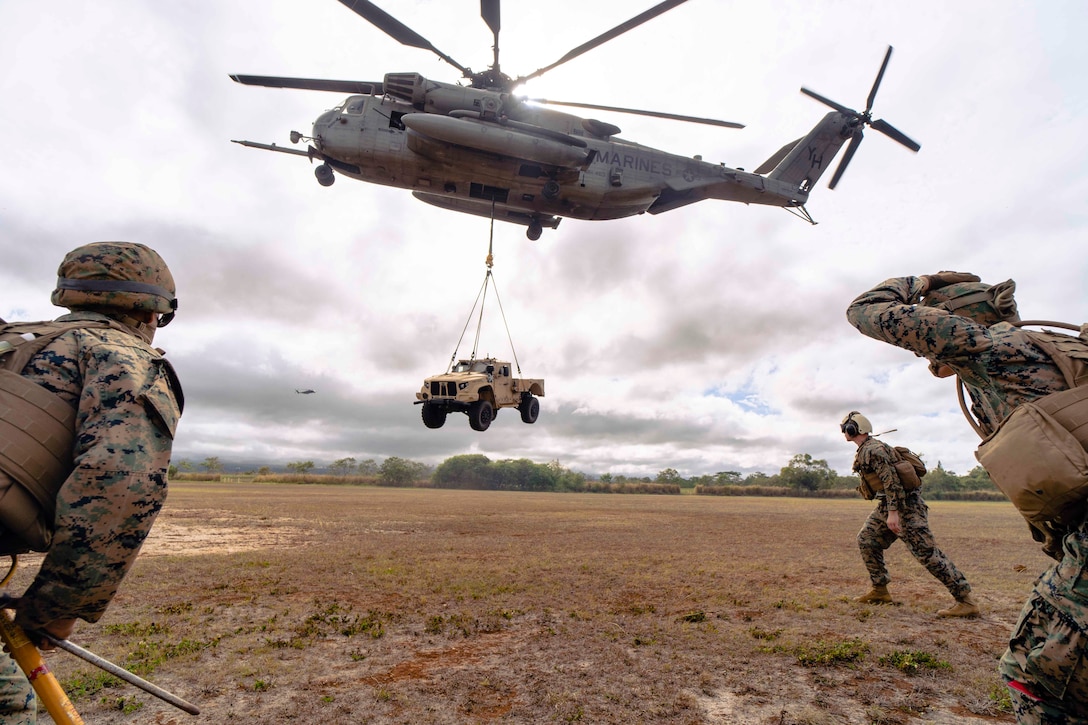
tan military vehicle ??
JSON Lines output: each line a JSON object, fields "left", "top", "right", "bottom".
{"left": 415, "top": 357, "right": 544, "bottom": 431}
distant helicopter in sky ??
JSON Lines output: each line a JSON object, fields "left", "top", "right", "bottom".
{"left": 295, "top": 389, "right": 316, "bottom": 395}
{"left": 231, "top": 0, "right": 920, "bottom": 237}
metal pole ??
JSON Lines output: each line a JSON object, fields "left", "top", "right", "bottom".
{"left": 42, "top": 634, "right": 200, "bottom": 715}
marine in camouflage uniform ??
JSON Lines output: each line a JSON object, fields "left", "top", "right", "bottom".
{"left": 0, "top": 242, "right": 182, "bottom": 724}
{"left": 847, "top": 272, "right": 1088, "bottom": 724}
{"left": 843, "top": 412, "right": 976, "bottom": 615}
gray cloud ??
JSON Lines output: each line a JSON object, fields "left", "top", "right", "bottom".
{"left": 3, "top": 0, "right": 1087, "bottom": 481}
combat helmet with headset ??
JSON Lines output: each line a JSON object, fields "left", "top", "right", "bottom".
{"left": 840, "top": 411, "right": 873, "bottom": 437}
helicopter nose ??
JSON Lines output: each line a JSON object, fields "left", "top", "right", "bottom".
{"left": 312, "top": 109, "right": 340, "bottom": 141}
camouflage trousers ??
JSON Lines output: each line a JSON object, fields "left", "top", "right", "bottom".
{"left": 1000, "top": 518, "right": 1088, "bottom": 723}
{"left": 856, "top": 492, "right": 971, "bottom": 599}
{"left": 0, "top": 653, "right": 34, "bottom": 724}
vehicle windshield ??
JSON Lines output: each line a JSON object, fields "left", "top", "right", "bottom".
{"left": 452, "top": 361, "right": 489, "bottom": 373}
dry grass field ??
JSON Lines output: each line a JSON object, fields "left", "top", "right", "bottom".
{"left": 10, "top": 482, "right": 1052, "bottom": 724}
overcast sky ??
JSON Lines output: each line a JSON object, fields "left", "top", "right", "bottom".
{"left": 2, "top": 0, "right": 1085, "bottom": 478}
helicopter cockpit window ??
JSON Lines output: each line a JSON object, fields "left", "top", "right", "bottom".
{"left": 344, "top": 96, "right": 366, "bottom": 115}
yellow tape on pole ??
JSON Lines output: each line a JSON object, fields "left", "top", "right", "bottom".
{"left": 0, "top": 609, "right": 83, "bottom": 725}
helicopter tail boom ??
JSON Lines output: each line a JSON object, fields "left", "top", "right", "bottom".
{"left": 761, "top": 112, "right": 853, "bottom": 192}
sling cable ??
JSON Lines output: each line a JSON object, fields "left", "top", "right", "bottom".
{"left": 446, "top": 201, "right": 524, "bottom": 377}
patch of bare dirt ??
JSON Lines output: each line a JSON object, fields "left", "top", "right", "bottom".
{"left": 138, "top": 509, "right": 311, "bottom": 557}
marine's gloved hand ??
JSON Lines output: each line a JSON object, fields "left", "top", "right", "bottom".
{"left": 920, "top": 271, "right": 981, "bottom": 293}
{"left": 39, "top": 613, "right": 75, "bottom": 644}
{"left": 14, "top": 619, "right": 76, "bottom": 652}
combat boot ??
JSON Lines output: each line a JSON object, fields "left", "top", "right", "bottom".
{"left": 938, "top": 594, "right": 980, "bottom": 618}
{"left": 853, "top": 585, "right": 892, "bottom": 604}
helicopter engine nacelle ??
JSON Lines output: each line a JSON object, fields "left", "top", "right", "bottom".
{"left": 384, "top": 73, "right": 506, "bottom": 119}
{"left": 401, "top": 114, "right": 590, "bottom": 168}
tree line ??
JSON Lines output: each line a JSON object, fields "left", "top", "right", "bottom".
{"left": 170, "top": 452, "right": 1005, "bottom": 501}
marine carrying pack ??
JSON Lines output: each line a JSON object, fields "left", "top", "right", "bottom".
{"left": 967, "top": 321, "right": 1088, "bottom": 527}
{"left": 0, "top": 320, "right": 121, "bottom": 553}
{"left": 857, "top": 444, "right": 926, "bottom": 500}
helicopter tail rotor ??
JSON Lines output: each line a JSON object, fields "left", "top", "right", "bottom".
{"left": 801, "top": 46, "right": 920, "bottom": 189}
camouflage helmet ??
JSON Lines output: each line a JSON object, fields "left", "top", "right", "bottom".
{"left": 921, "top": 279, "right": 1019, "bottom": 327}
{"left": 51, "top": 242, "right": 177, "bottom": 326}
{"left": 840, "top": 411, "right": 872, "bottom": 437}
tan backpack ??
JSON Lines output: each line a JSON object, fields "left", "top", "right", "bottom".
{"left": 0, "top": 320, "right": 118, "bottom": 552}
{"left": 857, "top": 444, "right": 926, "bottom": 500}
{"left": 893, "top": 446, "right": 926, "bottom": 489}
{"left": 966, "top": 321, "right": 1088, "bottom": 527}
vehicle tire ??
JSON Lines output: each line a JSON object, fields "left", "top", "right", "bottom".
{"left": 526, "top": 221, "right": 543, "bottom": 241}
{"left": 519, "top": 395, "right": 540, "bottom": 424}
{"left": 468, "top": 400, "right": 493, "bottom": 431}
{"left": 315, "top": 164, "right": 335, "bottom": 187}
{"left": 421, "top": 404, "right": 446, "bottom": 429}
{"left": 542, "top": 180, "right": 560, "bottom": 199}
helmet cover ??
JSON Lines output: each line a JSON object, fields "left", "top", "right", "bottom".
{"left": 51, "top": 242, "right": 177, "bottom": 324}
{"left": 921, "top": 280, "right": 1019, "bottom": 327}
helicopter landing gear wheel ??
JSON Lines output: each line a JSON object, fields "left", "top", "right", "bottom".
{"left": 315, "top": 164, "right": 335, "bottom": 187}
{"left": 542, "top": 180, "right": 560, "bottom": 199}
{"left": 526, "top": 220, "right": 543, "bottom": 241}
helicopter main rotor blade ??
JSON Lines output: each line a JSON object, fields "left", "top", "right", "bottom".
{"left": 481, "top": 0, "right": 500, "bottom": 35}
{"left": 518, "top": 0, "right": 689, "bottom": 85}
{"left": 230, "top": 74, "right": 383, "bottom": 95}
{"left": 481, "top": 0, "right": 500, "bottom": 74}
{"left": 866, "top": 46, "right": 893, "bottom": 113}
{"left": 527, "top": 98, "right": 743, "bottom": 129}
{"left": 829, "top": 131, "right": 863, "bottom": 189}
{"left": 338, "top": 0, "right": 469, "bottom": 75}
{"left": 800, "top": 87, "right": 856, "bottom": 116}
{"left": 871, "top": 118, "right": 921, "bottom": 152}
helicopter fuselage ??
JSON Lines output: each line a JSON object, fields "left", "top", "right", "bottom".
{"left": 293, "top": 76, "right": 822, "bottom": 232}
{"left": 232, "top": 3, "right": 917, "bottom": 238}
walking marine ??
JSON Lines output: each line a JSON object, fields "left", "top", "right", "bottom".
{"left": 847, "top": 271, "right": 1088, "bottom": 724}
{"left": 841, "top": 411, "right": 978, "bottom": 617}
{"left": 0, "top": 242, "right": 183, "bottom": 723}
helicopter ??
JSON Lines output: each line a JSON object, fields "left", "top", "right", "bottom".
{"left": 231, "top": 0, "right": 920, "bottom": 239}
